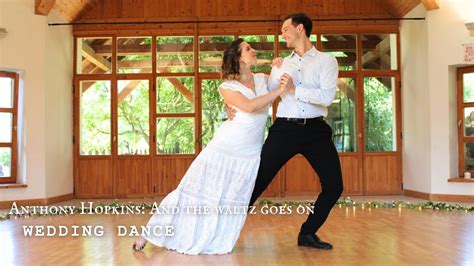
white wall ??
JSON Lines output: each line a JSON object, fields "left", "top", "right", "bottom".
{"left": 0, "top": 0, "right": 73, "bottom": 201}
{"left": 402, "top": 0, "right": 474, "bottom": 196}
{"left": 45, "top": 10, "right": 73, "bottom": 198}
{"left": 401, "top": 4, "right": 431, "bottom": 194}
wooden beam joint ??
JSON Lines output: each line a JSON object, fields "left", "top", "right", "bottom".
{"left": 421, "top": 0, "right": 440, "bottom": 11}
{"left": 35, "top": 0, "right": 56, "bottom": 16}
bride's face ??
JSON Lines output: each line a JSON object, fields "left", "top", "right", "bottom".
{"left": 239, "top": 42, "right": 257, "bottom": 66}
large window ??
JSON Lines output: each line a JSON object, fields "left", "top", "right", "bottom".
{"left": 0, "top": 71, "right": 18, "bottom": 183}
{"left": 458, "top": 66, "right": 474, "bottom": 174}
{"left": 75, "top": 32, "right": 400, "bottom": 158}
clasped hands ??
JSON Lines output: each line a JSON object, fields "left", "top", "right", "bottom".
{"left": 273, "top": 57, "right": 295, "bottom": 95}
{"left": 225, "top": 57, "right": 295, "bottom": 120}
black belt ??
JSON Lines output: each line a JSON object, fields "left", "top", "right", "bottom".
{"left": 280, "top": 116, "right": 324, "bottom": 125}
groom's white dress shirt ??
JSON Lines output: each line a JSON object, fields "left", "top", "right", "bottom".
{"left": 267, "top": 46, "right": 339, "bottom": 118}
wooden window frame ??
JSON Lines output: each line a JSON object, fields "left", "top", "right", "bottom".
{"left": 0, "top": 71, "right": 19, "bottom": 184}
{"left": 457, "top": 66, "right": 474, "bottom": 176}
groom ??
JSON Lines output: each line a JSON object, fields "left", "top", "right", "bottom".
{"left": 248, "top": 13, "right": 343, "bottom": 250}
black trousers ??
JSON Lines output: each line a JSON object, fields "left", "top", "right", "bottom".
{"left": 248, "top": 118, "right": 344, "bottom": 235}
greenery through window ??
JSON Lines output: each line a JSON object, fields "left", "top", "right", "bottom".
{"left": 199, "top": 36, "right": 234, "bottom": 72}
{"left": 364, "top": 77, "right": 396, "bottom": 152}
{"left": 157, "top": 118, "right": 195, "bottom": 154}
{"left": 117, "top": 80, "right": 150, "bottom": 155}
{"left": 80, "top": 80, "right": 112, "bottom": 155}
{"left": 201, "top": 79, "right": 225, "bottom": 147}
{"left": 327, "top": 78, "right": 357, "bottom": 152}
{"left": 157, "top": 77, "right": 194, "bottom": 113}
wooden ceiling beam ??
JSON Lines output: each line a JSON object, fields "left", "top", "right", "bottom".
{"left": 361, "top": 37, "right": 391, "bottom": 67}
{"left": 35, "top": 0, "right": 56, "bottom": 16}
{"left": 94, "top": 40, "right": 378, "bottom": 56}
{"left": 421, "top": 0, "right": 440, "bottom": 11}
{"left": 81, "top": 42, "right": 112, "bottom": 72}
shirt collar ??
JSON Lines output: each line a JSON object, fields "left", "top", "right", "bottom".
{"left": 290, "top": 46, "right": 318, "bottom": 58}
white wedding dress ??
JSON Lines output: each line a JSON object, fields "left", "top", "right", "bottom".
{"left": 145, "top": 73, "right": 269, "bottom": 255}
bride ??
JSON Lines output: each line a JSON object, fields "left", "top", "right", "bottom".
{"left": 132, "top": 38, "right": 290, "bottom": 255}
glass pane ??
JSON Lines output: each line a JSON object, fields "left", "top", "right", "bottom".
{"left": 465, "top": 142, "right": 474, "bottom": 171}
{"left": 80, "top": 80, "right": 111, "bottom": 155}
{"left": 77, "top": 37, "right": 112, "bottom": 74}
{"left": 362, "top": 34, "right": 397, "bottom": 70}
{"left": 118, "top": 80, "right": 150, "bottom": 155}
{"left": 463, "top": 72, "right": 474, "bottom": 103}
{"left": 0, "top": 148, "right": 11, "bottom": 178}
{"left": 157, "top": 118, "right": 194, "bottom": 154}
{"left": 464, "top": 107, "right": 474, "bottom": 137}
{"left": 0, "top": 77, "right": 14, "bottom": 108}
{"left": 240, "top": 35, "right": 275, "bottom": 72}
{"left": 157, "top": 36, "right": 194, "bottom": 73}
{"left": 199, "top": 36, "right": 234, "bottom": 72}
{"left": 364, "top": 77, "right": 396, "bottom": 152}
{"left": 117, "top": 37, "right": 152, "bottom": 74}
{"left": 201, "top": 79, "right": 225, "bottom": 147}
{"left": 279, "top": 35, "right": 317, "bottom": 57}
{"left": 156, "top": 77, "right": 194, "bottom": 113}
{"left": 0, "top": 113, "right": 12, "bottom": 143}
{"left": 321, "top": 34, "right": 356, "bottom": 70}
{"left": 327, "top": 78, "right": 357, "bottom": 152}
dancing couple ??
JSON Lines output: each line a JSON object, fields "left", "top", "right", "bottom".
{"left": 133, "top": 13, "right": 343, "bottom": 255}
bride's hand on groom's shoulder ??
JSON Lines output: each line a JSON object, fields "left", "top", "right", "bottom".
{"left": 272, "top": 57, "right": 283, "bottom": 68}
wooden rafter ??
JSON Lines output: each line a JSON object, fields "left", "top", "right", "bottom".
{"left": 421, "top": 0, "right": 440, "bottom": 11}
{"left": 53, "top": 0, "right": 100, "bottom": 22}
{"left": 35, "top": 0, "right": 55, "bottom": 16}
{"left": 157, "top": 68, "right": 194, "bottom": 104}
{"left": 383, "top": 0, "right": 421, "bottom": 18}
{"left": 361, "top": 37, "right": 391, "bottom": 67}
{"left": 117, "top": 80, "right": 145, "bottom": 103}
{"left": 94, "top": 41, "right": 377, "bottom": 56}
{"left": 81, "top": 42, "right": 111, "bottom": 72}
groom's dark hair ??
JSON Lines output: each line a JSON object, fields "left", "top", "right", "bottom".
{"left": 283, "top": 13, "right": 312, "bottom": 38}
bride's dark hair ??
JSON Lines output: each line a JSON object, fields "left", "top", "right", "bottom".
{"left": 221, "top": 38, "right": 244, "bottom": 80}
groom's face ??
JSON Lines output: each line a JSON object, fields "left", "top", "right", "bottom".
{"left": 281, "top": 18, "right": 300, "bottom": 48}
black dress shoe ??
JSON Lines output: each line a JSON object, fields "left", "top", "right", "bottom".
{"left": 297, "top": 233, "right": 333, "bottom": 250}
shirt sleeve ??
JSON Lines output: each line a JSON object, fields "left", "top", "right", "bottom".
{"left": 294, "top": 56, "right": 339, "bottom": 106}
{"left": 267, "top": 66, "right": 283, "bottom": 92}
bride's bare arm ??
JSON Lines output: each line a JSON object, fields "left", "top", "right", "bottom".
{"left": 219, "top": 85, "right": 284, "bottom": 113}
